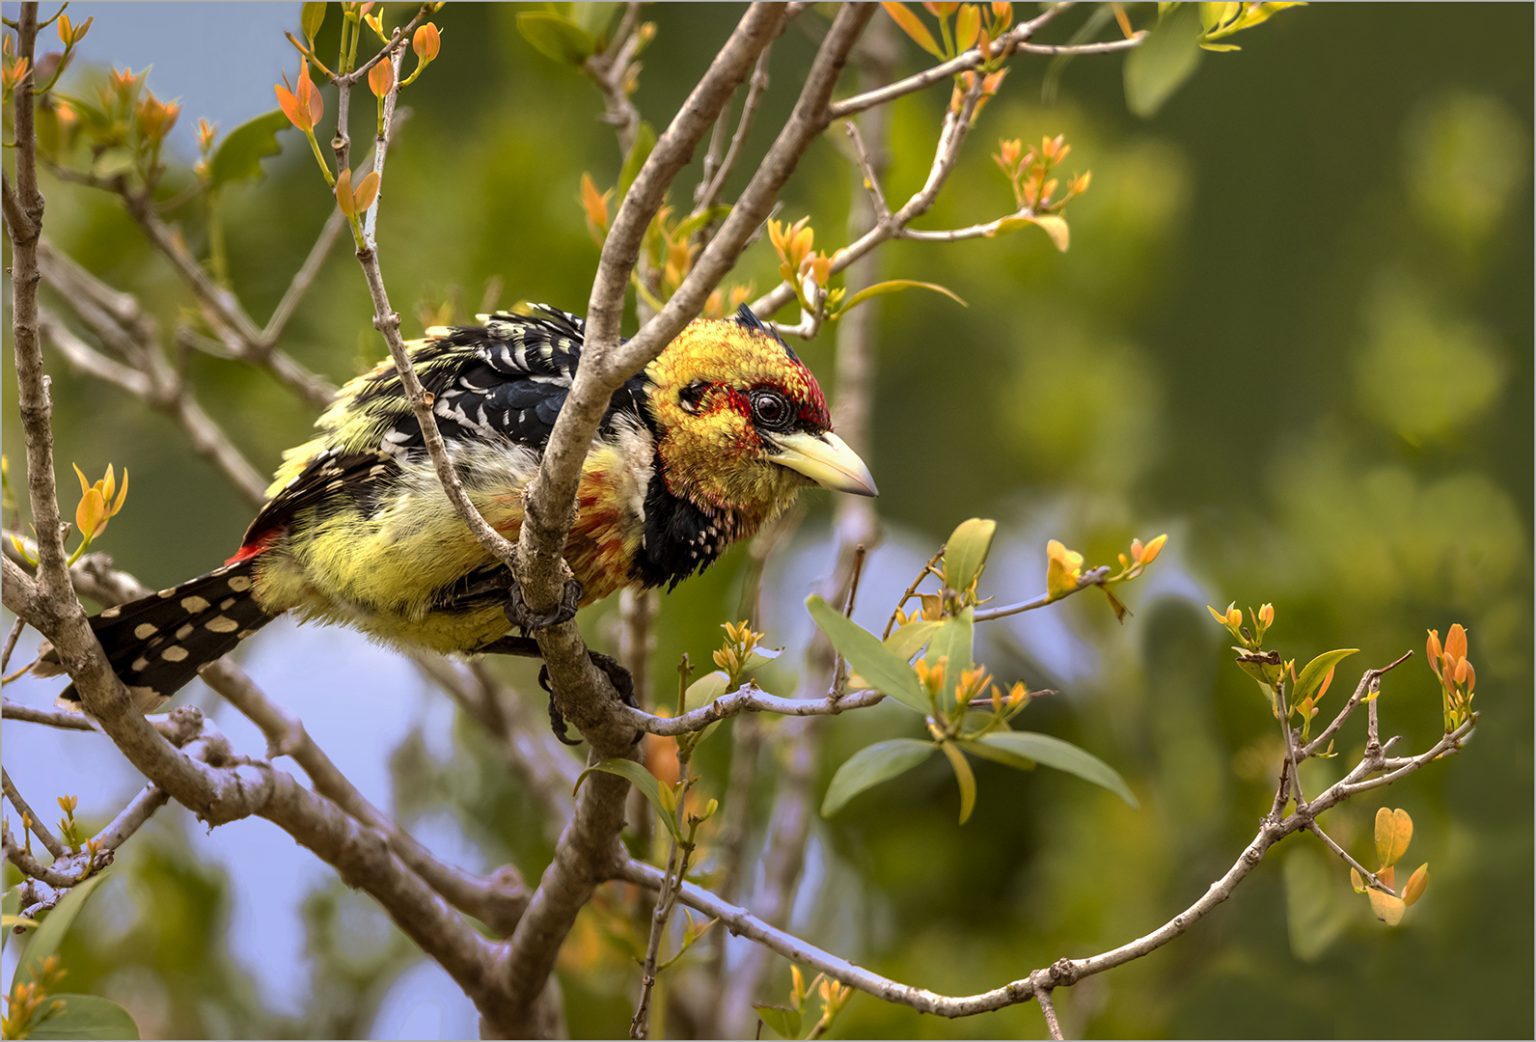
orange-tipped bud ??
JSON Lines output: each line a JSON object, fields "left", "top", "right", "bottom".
{"left": 196, "top": 117, "right": 217, "bottom": 153}
{"left": 1258, "top": 602, "right": 1274, "bottom": 627}
{"left": 1426, "top": 629, "right": 1443, "bottom": 674}
{"left": 137, "top": 93, "right": 181, "bottom": 141}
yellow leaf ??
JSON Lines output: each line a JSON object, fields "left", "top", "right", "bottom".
{"left": 1366, "top": 887, "right": 1406, "bottom": 926}
{"left": 1045, "top": 539, "right": 1084, "bottom": 598}
{"left": 954, "top": 3, "right": 980, "bottom": 49}
{"left": 1402, "top": 863, "right": 1429, "bottom": 906}
{"left": 75, "top": 487, "right": 105, "bottom": 541}
{"left": 1374, "top": 806, "right": 1413, "bottom": 868}
{"left": 1349, "top": 866, "right": 1366, "bottom": 893}
{"left": 994, "top": 213, "right": 1071, "bottom": 251}
{"left": 881, "top": 2, "right": 945, "bottom": 59}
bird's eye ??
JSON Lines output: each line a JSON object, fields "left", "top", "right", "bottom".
{"left": 750, "top": 388, "right": 793, "bottom": 431}
{"left": 679, "top": 380, "right": 709, "bottom": 414}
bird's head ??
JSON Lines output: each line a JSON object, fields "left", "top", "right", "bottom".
{"left": 643, "top": 306, "right": 876, "bottom": 524}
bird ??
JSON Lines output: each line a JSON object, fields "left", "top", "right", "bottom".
{"left": 44, "top": 304, "right": 876, "bottom": 736}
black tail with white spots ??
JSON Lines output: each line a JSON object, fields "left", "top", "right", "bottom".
{"left": 57, "top": 560, "right": 273, "bottom": 710}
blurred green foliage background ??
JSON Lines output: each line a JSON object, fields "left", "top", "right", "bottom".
{"left": 3, "top": 3, "right": 1530, "bottom": 1038}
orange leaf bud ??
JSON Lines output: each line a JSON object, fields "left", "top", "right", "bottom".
{"left": 1443, "top": 623, "right": 1467, "bottom": 662}
{"left": 352, "top": 169, "right": 380, "bottom": 212}
{"left": 1425, "top": 629, "right": 1443, "bottom": 674}
{"left": 335, "top": 167, "right": 357, "bottom": 216}
{"left": 413, "top": 22, "right": 442, "bottom": 62}
{"left": 368, "top": 56, "right": 395, "bottom": 98}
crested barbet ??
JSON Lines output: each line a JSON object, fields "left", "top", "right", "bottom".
{"left": 48, "top": 305, "right": 875, "bottom": 730}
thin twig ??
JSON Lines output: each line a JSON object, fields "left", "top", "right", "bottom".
{"left": 2, "top": 767, "right": 68, "bottom": 859}
{"left": 1306, "top": 821, "right": 1395, "bottom": 896}
{"left": 1036, "top": 987, "right": 1065, "bottom": 1040}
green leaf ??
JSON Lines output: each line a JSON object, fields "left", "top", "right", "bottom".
{"left": 806, "top": 595, "right": 929, "bottom": 714}
{"left": 617, "top": 120, "right": 657, "bottom": 199}
{"left": 90, "top": 148, "right": 137, "bottom": 181}
{"left": 13, "top": 873, "right": 106, "bottom": 988}
{"left": 575, "top": 759, "right": 683, "bottom": 842}
{"left": 883, "top": 620, "right": 941, "bottom": 663}
{"left": 821, "top": 739, "right": 934, "bottom": 816}
{"left": 938, "top": 740, "right": 977, "bottom": 825}
{"left": 993, "top": 213, "right": 1071, "bottom": 251}
{"left": 924, "top": 608, "right": 974, "bottom": 704}
{"left": 837, "top": 279, "right": 968, "bottom": 316}
{"left": 516, "top": 11, "right": 598, "bottom": 65}
{"left": 755, "top": 1004, "right": 802, "bottom": 1040}
{"left": 29, "top": 994, "right": 140, "bottom": 1040}
{"left": 684, "top": 669, "right": 730, "bottom": 711}
{"left": 300, "top": 1, "right": 327, "bottom": 44}
{"left": 670, "top": 204, "right": 732, "bottom": 243}
{"left": 942, "top": 518, "right": 997, "bottom": 594}
{"left": 977, "top": 731, "right": 1138, "bottom": 808}
{"left": 1124, "top": 2, "right": 1205, "bottom": 117}
{"left": 207, "top": 109, "right": 292, "bottom": 189}
{"left": 1292, "top": 648, "right": 1358, "bottom": 709}
{"left": 568, "top": 2, "right": 622, "bottom": 50}
{"left": 961, "top": 736, "right": 1038, "bottom": 772}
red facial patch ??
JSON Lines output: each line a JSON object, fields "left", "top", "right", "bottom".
{"left": 790, "top": 360, "right": 831, "bottom": 430}
{"left": 226, "top": 529, "right": 278, "bottom": 565}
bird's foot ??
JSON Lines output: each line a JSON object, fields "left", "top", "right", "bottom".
{"left": 503, "top": 576, "right": 584, "bottom": 633}
{"left": 538, "top": 651, "right": 640, "bottom": 747}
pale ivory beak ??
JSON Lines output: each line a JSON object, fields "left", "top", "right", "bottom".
{"left": 768, "top": 431, "right": 878, "bottom": 497}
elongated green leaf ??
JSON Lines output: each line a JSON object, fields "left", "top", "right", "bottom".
{"left": 207, "top": 109, "right": 291, "bottom": 189}
{"left": 938, "top": 740, "right": 977, "bottom": 825}
{"left": 942, "top": 517, "right": 996, "bottom": 594}
{"left": 1292, "top": 648, "right": 1358, "bottom": 708}
{"left": 575, "top": 759, "right": 683, "bottom": 842}
{"left": 617, "top": 120, "right": 657, "bottom": 199}
{"left": 1124, "top": 2, "right": 1204, "bottom": 117}
{"left": 13, "top": 873, "right": 106, "bottom": 988}
{"left": 29, "top": 994, "right": 140, "bottom": 1040}
{"left": 821, "top": 739, "right": 934, "bottom": 816}
{"left": 300, "top": 1, "right": 326, "bottom": 44}
{"left": 924, "top": 608, "right": 974, "bottom": 704}
{"left": 806, "top": 595, "right": 929, "bottom": 713}
{"left": 516, "top": 11, "right": 597, "bottom": 65}
{"left": 978, "top": 731, "right": 1138, "bottom": 808}
{"left": 961, "top": 736, "right": 1038, "bottom": 772}
{"left": 838, "top": 278, "right": 967, "bottom": 316}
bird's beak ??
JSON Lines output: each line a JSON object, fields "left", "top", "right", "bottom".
{"left": 768, "top": 431, "right": 878, "bottom": 497}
